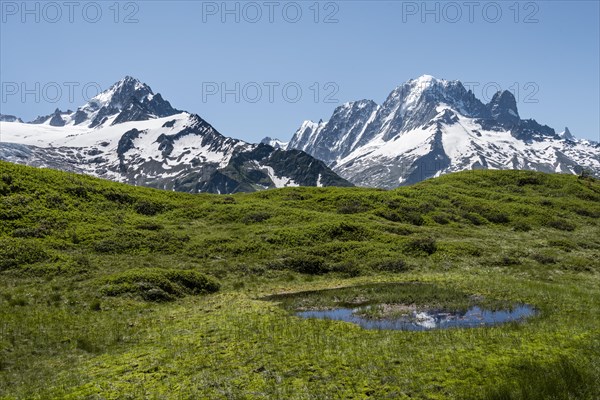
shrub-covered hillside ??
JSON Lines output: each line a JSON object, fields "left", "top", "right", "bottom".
{"left": 1, "top": 161, "right": 599, "bottom": 399}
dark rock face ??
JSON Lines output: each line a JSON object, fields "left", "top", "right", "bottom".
{"left": 111, "top": 93, "right": 179, "bottom": 126}
{"left": 487, "top": 90, "right": 520, "bottom": 127}
{"left": 0, "top": 114, "right": 23, "bottom": 123}
{"left": 225, "top": 144, "right": 353, "bottom": 190}
{"left": 512, "top": 119, "right": 557, "bottom": 141}
{"left": 403, "top": 129, "right": 452, "bottom": 185}
{"left": 29, "top": 109, "right": 70, "bottom": 125}
{"left": 117, "top": 129, "right": 142, "bottom": 157}
{"left": 88, "top": 106, "right": 117, "bottom": 128}
{"left": 112, "top": 101, "right": 150, "bottom": 125}
{"left": 72, "top": 110, "right": 88, "bottom": 125}
{"left": 48, "top": 109, "right": 66, "bottom": 127}
{"left": 289, "top": 100, "right": 379, "bottom": 165}
{"left": 29, "top": 114, "right": 53, "bottom": 124}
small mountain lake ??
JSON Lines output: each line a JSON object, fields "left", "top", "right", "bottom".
{"left": 264, "top": 283, "right": 537, "bottom": 331}
{"left": 297, "top": 304, "right": 537, "bottom": 331}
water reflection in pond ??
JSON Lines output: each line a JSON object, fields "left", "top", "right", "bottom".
{"left": 297, "top": 304, "right": 536, "bottom": 331}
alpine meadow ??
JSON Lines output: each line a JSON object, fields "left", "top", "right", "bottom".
{"left": 0, "top": 161, "right": 599, "bottom": 398}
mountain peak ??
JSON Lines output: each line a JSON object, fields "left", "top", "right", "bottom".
{"left": 376, "top": 75, "right": 486, "bottom": 133}
{"left": 89, "top": 77, "right": 153, "bottom": 110}
{"left": 260, "top": 137, "right": 288, "bottom": 149}
{"left": 114, "top": 76, "right": 150, "bottom": 93}
{"left": 65, "top": 77, "right": 180, "bottom": 128}
{"left": 402, "top": 75, "right": 441, "bottom": 95}
{"left": 112, "top": 75, "right": 145, "bottom": 89}
{"left": 560, "top": 127, "right": 575, "bottom": 140}
{"left": 487, "top": 90, "right": 519, "bottom": 126}
{"left": 411, "top": 74, "right": 442, "bottom": 85}
{"left": 121, "top": 75, "right": 141, "bottom": 83}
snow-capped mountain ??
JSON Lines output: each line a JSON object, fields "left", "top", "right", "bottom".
{"left": 260, "top": 137, "right": 288, "bottom": 150}
{"left": 287, "top": 75, "right": 600, "bottom": 188}
{"left": 0, "top": 77, "right": 351, "bottom": 193}
{"left": 26, "top": 76, "right": 181, "bottom": 129}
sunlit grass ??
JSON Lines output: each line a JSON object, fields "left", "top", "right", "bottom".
{"left": 0, "top": 161, "right": 599, "bottom": 399}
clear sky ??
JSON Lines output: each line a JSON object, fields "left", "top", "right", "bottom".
{"left": 1, "top": 0, "right": 599, "bottom": 142}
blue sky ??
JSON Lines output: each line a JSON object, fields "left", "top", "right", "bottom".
{"left": 1, "top": 0, "right": 599, "bottom": 142}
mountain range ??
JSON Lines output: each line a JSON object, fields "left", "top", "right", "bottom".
{"left": 0, "top": 77, "right": 351, "bottom": 193}
{"left": 1, "top": 75, "right": 598, "bottom": 192}
{"left": 283, "top": 75, "right": 599, "bottom": 187}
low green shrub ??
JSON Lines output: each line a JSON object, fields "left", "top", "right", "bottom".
{"left": 320, "top": 222, "right": 370, "bottom": 241}
{"left": 547, "top": 239, "right": 577, "bottom": 252}
{"left": 379, "top": 224, "right": 415, "bottom": 236}
{"left": 512, "top": 220, "right": 532, "bottom": 232}
{"left": 8, "top": 296, "right": 28, "bottom": 307}
{"left": 561, "top": 257, "right": 595, "bottom": 273}
{"left": 281, "top": 255, "right": 330, "bottom": 275}
{"left": 495, "top": 255, "right": 522, "bottom": 266}
{"left": 100, "top": 268, "right": 220, "bottom": 301}
{"left": 404, "top": 237, "right": 437, "bottom": 255}
{"left": 530, "top": 252, "right": 557, "bottom": 265}
{"left": 430, "top": 212, "right": 453, "bottom": 225}
{"left": 135, "top": 222, "right": 164, "bottom": 231}
{"left": 134, "top": 200, "right": 165, "bottom": 216}
{"left": 147, "top": 231, "right": 190, "bottom": 254}
{"left": 572, "top": 207, "right": 600, "bottom": 218}
{"left": 547, "top": 218, "right": 576, "bottom": 231}
{"left": 369, "top": 258, "right": 408, "bottom": 273}
{"left": 89, "top": 300, "right": 102, "bottom": 311}
{"left": 330, "top": 261, "right": 363, "bottom": 277}
{"left": 102, "top": 189, "right": 135, "bottom": 205}
{"left": 241, "top": 211, "right": 271, "bottom": 224}
{"left": 12, "top": 225, "right": 51, "bottom": 238}
{"left": 480, "top": 209, "right": 510, "bottom": 224}
{"left": 1, "top": 173, "right": 13, "bottom": 185}
{"left": 439, "top": 242, "right": 483, "bottom": 257}
{"left": 462, "top": 212, "right": 487, "bottom": 225}
{"left": 93, "top": 232, "right": 145, "bottom": 253}
{"left": 376, "top": 210, "right": 425, "bottom": 226}
{"left": 69, "top": 253, "right": 93, "bottom": 274}
{"left": 516, "top": 175, "right": 543, "bottom": 186}
{"left": 0, "top": 238, "right": 48, "bottom": 270}
{"left": 337, "top": 199, "right": 371, "bottom": 214}
{"left": 45, "top": 194, "right": 67, "bottom": 209}
{"left": 64, "top": 185, "right": 91, "bottom": 199}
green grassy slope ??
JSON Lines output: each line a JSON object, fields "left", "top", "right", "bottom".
{"left": 0, "top": 161, "right": 599, "bottom": 399}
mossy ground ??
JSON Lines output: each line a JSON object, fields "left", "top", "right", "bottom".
{"left": 0, "top": 161, "right": 599, "bottom": 399}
